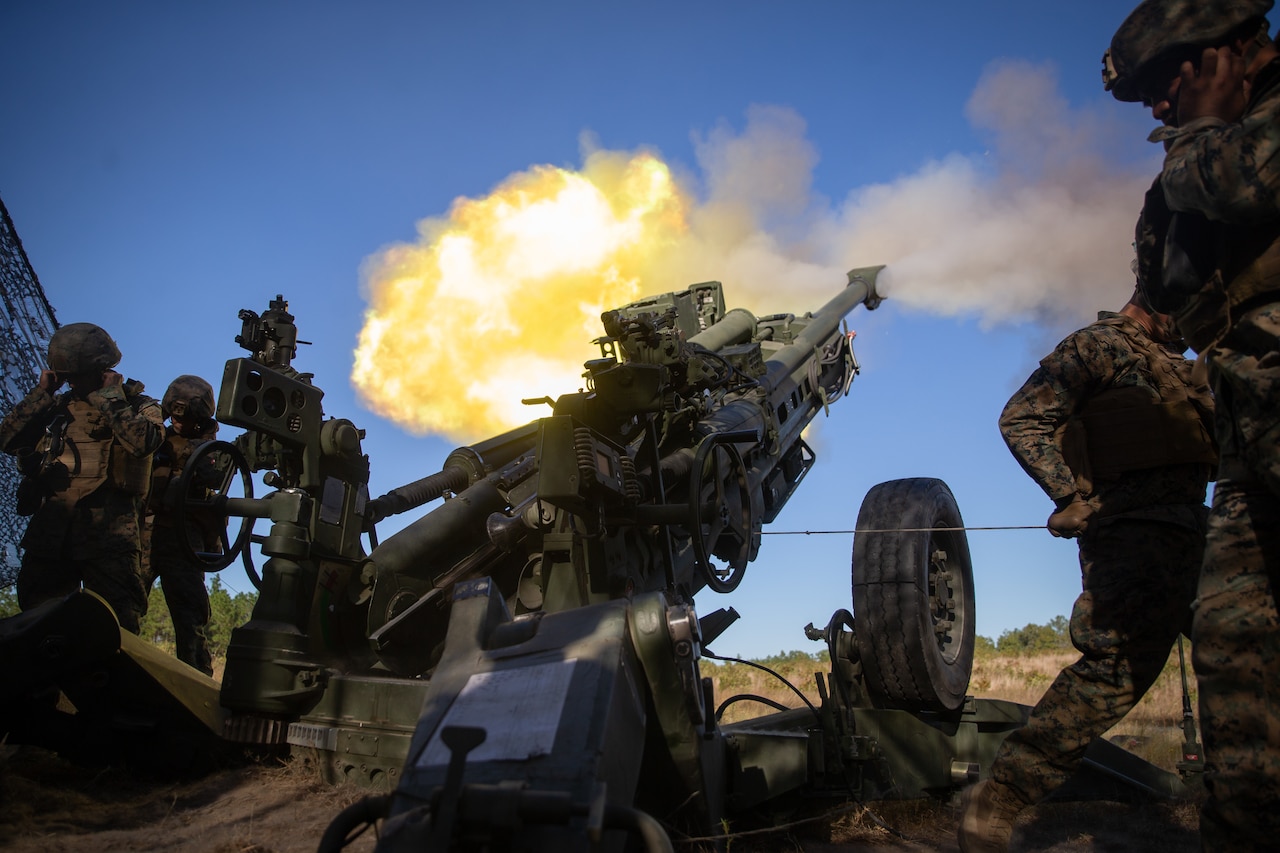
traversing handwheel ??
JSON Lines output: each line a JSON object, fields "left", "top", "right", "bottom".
{"left": 689, "top": 435, "right": 757, "bottom": 593}
{"left": 174, "top": 439, "right": 257, "bottom": 585}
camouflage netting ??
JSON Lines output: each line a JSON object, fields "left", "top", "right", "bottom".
{"left": 0, "top": 195, "right": 58, "bottom": 588}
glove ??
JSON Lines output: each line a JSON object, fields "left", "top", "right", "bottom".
{"left": 1047, "top": 494, "right": 1094, "bottom": 539}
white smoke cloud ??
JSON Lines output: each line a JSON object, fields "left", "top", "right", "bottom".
{"left": 649, "top": 61, "right": 1161, "bottom": 330}
{"left": 355, "top": 61, "right": 1165, "bottom": 441}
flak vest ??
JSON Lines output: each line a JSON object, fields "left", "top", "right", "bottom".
{"left": 41, "top": 396, "right": 153, "bottom": 509}
{"left": 149, "top": 431, "right": 196, "bottom": 514}
{"left": 1167, "top": 60, "right": 1280, "bottom": 352}
{"left": 1174, "top": 216, "right": 1280, "bottom": 352}
{"left": 1062, "top": 317, "right": 1217, "bottom": 495}
{"left": 148, "top": 429, "right": 223, "bottom": 544}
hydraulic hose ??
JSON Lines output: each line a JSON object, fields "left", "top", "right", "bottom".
{"left": 317, "top": 794, "right": 390, "bottom": 853}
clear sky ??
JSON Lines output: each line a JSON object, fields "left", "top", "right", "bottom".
{"left": 0, "top": 2, "right": 1177, "bottom": 660}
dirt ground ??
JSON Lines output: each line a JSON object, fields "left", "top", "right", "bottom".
{"left": 0, "top": 744, "right": 1201, "bottom": 852}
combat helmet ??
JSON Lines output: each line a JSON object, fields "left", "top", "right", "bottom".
{"left": 162, "top": 374, "right": 216, "bottom": 422}
{"left": 47, "top": 323, "right": 122, "bottom": 374}
{"left": 1105, "top": 0, "right": 1273, "bottom": 101}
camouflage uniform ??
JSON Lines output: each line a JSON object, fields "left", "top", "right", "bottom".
{"left": 0, "top": 378, "right": 164, "bottom": 633}
{"left": 145, "top": 423, "right": 222, "bottom": 675}
{"left": 1159, "top": 45, "right": 1280, "bottom": 853}
{"left": 990, "top": 311, "right": 1215, "bottom": 807}
{"left": 142, "top": 375, "right": 224, "bottom": 675}
{"left": 1111, "top": 1, "right": 1280, "bottom": 845}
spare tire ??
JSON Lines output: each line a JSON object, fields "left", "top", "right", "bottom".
{"left": 852, "top": 477, "right": 975, "bottom": 712}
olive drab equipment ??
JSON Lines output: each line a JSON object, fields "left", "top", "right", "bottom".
{"left": 46, "top": 322, "right": 122, "bottom": 375}
{"left": 13, "top": 414, "right": 68, "bottom": 516}
{"left": 1103, "top": 0, "right": 1273, "bottom": 101}
{"left": 0, "top": 285, "right": 1206, "bottom": 853}
{"left": 32, "top": 385, "right": 158, "bottom": 509}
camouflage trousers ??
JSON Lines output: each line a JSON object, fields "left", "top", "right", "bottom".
{"left": 1193, "top": 303, "right": 1280, "bottom": 851}
{"left": 991, "top": 517, "right": 1203, "bottom": 806}
{"left": 17, "top": 549, "right": 149, "bottom": 634}
{"left": 146, "top": 524, "right": 214, "bottom": 676}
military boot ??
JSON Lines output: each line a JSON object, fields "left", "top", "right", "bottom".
{"left": 958, "top": 778, "right": 1024, "bottom": 853}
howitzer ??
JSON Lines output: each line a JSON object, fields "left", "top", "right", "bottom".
{"left": 0, "top": 273, "right": 1194, "bottom": 853}
{"left": 356, "top": 271, "right": 877, "bottom": 675}
{"left": 207, "top": 274, "right": 879, "bottom": 722}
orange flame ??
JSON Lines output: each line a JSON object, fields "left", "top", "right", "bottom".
{"left": 352, "top": 150, "right": 689, "bottom": 442}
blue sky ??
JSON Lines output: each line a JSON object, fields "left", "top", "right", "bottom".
{"left": 0, "top": 2, "right": 1173, "bottom": 660}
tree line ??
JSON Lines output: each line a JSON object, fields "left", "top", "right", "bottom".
{"left": 0, "top": 583, "right": 1072, "bottom": 669}
{"left": 138, "top": 575, "right": 256, "bottom": 668}
{"left": 0, "top": 576, "right": 258, "bottom": 672}
{"left": 975, "top": 615, "right": 1072, "bottom": 656}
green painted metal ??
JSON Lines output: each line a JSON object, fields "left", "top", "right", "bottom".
{"left": 0, "top": 274, "right": 1196, "bottom": 853}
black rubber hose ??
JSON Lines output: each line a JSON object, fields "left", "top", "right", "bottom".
{"left": 317, "top": 794, "right": 391, "bottom": 853}
{"left": 715, "top": 692, "right": 791, "bottom": 721}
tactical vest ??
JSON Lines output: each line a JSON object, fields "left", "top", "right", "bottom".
{"left": 1170, "top": 219, "right": 1280, "bottom": 352}
{"left": 149, "top": 431, "right": 193, "bottom": 513}
{"left": 149, "top": 426, "right": 223, "bottom": 547}
{"left": 39, "top": 395, "right": 154, "bottom": 510}
{"left": 1165, "top": 60, "right": 1280, "bottom": 351}
{"left": 149, "top": 430, "right": 216, "bottom": 510}
{"left": 1062, "top": 316, "right": 1217, "bottom": 488}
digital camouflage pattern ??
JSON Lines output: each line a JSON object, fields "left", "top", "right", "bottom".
{"left": 992, "top": 519, "right": 1204, "bottom": 805}
{"left": 144, "top": 420, "right": 222, "bottom": 675}
{"left": 146, "top": 525, "right": 214, "bottom": 674}
{"left": 0, "top": 380, "right": 163, "bottom": 633}
{"left": 1190, "top": 302, "right": 1280, "bottom": 850}
{"left": 988, "top": 310, "right": 1212, "bottom": 811}
{"left": 1162, "top": 58, "right": 1280, "bottom": 222}
{"left": 1129, "top": 9, "right": 1280, "bottom": 843}
{"left": 45, "top": 322, "right": 122, "bottom": 374}
{"left": 1106, "top": 0, "right": 1273, "bottom": 102}
{"left": 1192, "top": 472, "right": 1280, "bottom": 849}
{"left": 998, "top": 311, "right": 1214, "bottom": 520}
{"left": 161, "top": 374, "right": 215, "bottom": 422}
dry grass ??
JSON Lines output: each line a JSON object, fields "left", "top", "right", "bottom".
{"left": 2, "top": 647, "right": 1199, "bottom": 852}
{"left": 706, "top": 644, "right": 1199, "bottom": 772}
{"left": 970, "top": 645, "right": 1198, "bottom": 770}
{"left": 703, "top": 646, "right": 1203, "bottom": 849}
{"left": 0, "top": 746, "right": 378, "bottom": 853}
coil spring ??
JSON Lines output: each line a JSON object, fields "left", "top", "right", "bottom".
{"left": 574, "top": 428, "right": 596, "bottom": 481}
{"left": 620, "top": 455, "right": 641, "bottom": 505}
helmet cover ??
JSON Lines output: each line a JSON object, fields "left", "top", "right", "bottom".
{"left": 47, "top": 323, "right": 122, "bottom": 374}
{"left": 1106, "top": 0, "right": 1273, "bottom": 101}
{"left": 162, "top": 374, "right": 216, "bottom": 421}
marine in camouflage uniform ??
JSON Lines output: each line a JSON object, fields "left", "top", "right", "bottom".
{"left": 144, "top": 375, "right": 223, "bottom": 676}
{"left": 1108, "top": 1, "right": 1280, "bottom": 847}
{"left": 0, "top": 323, "right": 164, "bottom": 634}
{"left": 959, "top": 293, "right": 1216, "bottom": 853}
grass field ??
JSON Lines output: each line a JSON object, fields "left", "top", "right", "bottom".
{"left": 700, "top": 642, "right": 1203, "bottom": 849}
{"left": 705, "top": 641, "right": 1199, "bottom": 772}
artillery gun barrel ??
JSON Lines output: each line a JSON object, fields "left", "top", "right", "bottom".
{"left": 767, "top": 265, "right": 882, "bottom": 380}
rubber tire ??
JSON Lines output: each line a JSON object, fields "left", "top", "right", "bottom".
{"left": 852, "top": 477, "right": 975, "bottom": 712}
